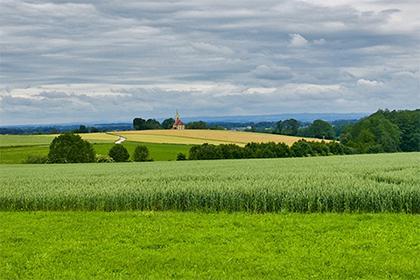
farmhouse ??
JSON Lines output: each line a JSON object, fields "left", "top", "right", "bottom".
{"left": 172, "top": 111, "right": 185, "bottom": 130}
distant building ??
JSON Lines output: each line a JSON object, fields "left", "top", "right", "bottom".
{"left": 172, "top": 111, "right": 185, "bottom": 130}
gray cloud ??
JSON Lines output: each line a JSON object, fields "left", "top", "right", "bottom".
{"left": 0, "top": 0, "right": 419, "bottom": 124}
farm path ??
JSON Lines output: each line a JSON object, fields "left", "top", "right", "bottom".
{"left": 114, "top": 135, "right": 127, "bottom": 144}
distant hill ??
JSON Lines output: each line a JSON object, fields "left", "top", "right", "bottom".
{"left": 181, "top": 113, "right": 367, "bottom": 123}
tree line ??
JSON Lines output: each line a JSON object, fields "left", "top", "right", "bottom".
{"left": 133, "top": 117, "right": 225, "bottom": 130}
{"left": 189, "top": 140, "right": 351, "bottom": 160}
{"left": 134, "top": 109, "right": 419, "bottom": 154}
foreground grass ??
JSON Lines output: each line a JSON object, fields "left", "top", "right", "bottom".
{"left": 1, "top": 153, "right": 419, "bottom": 212}
{"left": 0, "top": 212, "right": 418, "bottom": 279}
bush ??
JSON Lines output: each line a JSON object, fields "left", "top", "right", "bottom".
{"left": 218, "top": 144, "right": 244, "bottom": 159}
{"left": 176, "top": 153, "right": 187, "bottom": 161}
{"left": 308, "top": 141, "right": 330, "bottom": 156}
{"left": 108, "top": 145, "right": 130, "bottom": 162}
{"left": 189, "top": 143, "right": 222, "bottom": 160}
{"left": 24, "top": 155, "right": 49, "bottom": 164}
{"left": 327, "top": 141, "right": 345, "bottom": 155}
{"left": 48, "top": 133, "right": 95, "bottom": 163}
{"left": 96, "top": 154, "right": 114, "bottom": 163}
{"left": 133, "top": 145, "right": 150, "bottom": 162}
{"left": 291, "top": 140, "right": 313, "bottom": 157}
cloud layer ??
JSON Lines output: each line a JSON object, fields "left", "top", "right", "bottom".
{"left": 1, "top": 0, "right": 419, "bottom": 124}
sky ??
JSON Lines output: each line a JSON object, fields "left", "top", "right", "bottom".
{"left": 1, "top": 0, "right": 419, "bottom": 125}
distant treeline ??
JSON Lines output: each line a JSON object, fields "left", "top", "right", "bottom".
{"left": 340, "top": 109, "right": 420, "bottom": 153}
{"left": 187, "top": 109, "right": 420, "bottom": 160}
{"left": 189, "top": 140, "right": 351, "bottom": 160}
{"left": 133, "top": 118, "right": 224, "bottom": 130}
{"left": 0, "top": 123, "right": 132, "bottom": 135}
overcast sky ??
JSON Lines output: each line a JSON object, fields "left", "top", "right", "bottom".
{"left": 1, "top": 0, "right": 419, "bottom": 125}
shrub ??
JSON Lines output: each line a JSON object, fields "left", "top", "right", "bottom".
{"left": 218, "top": 144, "right": 244, "bottom": 159}
{"left": 309, "top": 141, "right": 330, "bottom": 156}
{"left": 133, "top": 145, "right": 150, "bottom": 162}
{"left": 189, "top": 143, "right": 222, "bottom": 160}
{"left": 96, "top": 154, "right": 114, "bottom": 163}
{"left": 327, "top": 141, "right": 345, "bottom": 155}
{"left": 176, "top": 153, "right": 187, "bottom": 161}
{"left": 48, "top": 133, "right": 95, "bottom": 163}
{"left": 108, "top": 145, "right": 130, "bottom": 162}
{"left": 291, "top": 140, "right": 313, "bottom": 157}
{"left": 24, "top": 155, "right": 49, "bottom": 164}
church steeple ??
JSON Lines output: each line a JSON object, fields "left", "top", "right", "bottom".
{"left": 172, "top": 110, "right": 185, "bottom": 130}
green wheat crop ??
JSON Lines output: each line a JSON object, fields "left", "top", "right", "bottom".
{"left": 0, "top": 153, "right": 419, "bottom": 212}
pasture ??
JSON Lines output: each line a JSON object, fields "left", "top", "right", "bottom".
{"left": 1, "top": 153, "right": 419, "bottom": 212}
{"left": 0, "top": 142, "right": 190, "bottom": 163}
{"left": 0, "top": 212, "right": 418, "bottom": 279}
{"left": 116, "top": 129, "right": 328, "bottom": 146}
{"left": 0, "top": 133, "right": 118, "bottom": 147}
{"left": 0, "top": 134, "right": 191, "bottom": 163}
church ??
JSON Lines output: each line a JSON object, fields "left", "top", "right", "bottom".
{"left": 172, "top": 111, "right": 185, "bottom": 130}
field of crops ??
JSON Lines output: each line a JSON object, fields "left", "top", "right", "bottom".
{"left": 117, "top": 129, "right": 327, "bottom": 146}
{"left": 1, "top": 153, "right": 419, "bottom": 212}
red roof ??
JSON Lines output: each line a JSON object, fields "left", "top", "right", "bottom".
{"left": 174, "top": 118, "right": 184, "bottom": 125}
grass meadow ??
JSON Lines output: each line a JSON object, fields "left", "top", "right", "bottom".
{"left": 0, "top": 212, "right": 418, "bottom": 279}
{"left": 0, "top": 141, "right": 191, "bottom": 163}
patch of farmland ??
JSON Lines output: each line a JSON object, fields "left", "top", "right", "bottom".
{"left": 0, "top": 134, "right": 56, "bottom": 147}
{"left": 0, "top": 133, "right": 118, "bottom": 147}
{"left": 115, "top": 129, "right": 330, "bottom": 146}
{"left": 1, "top": 153, "right": 419, "bottom": 212}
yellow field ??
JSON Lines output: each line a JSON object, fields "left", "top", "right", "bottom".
{"left": 115, "top": 130, "right": 329, "bottom": 146}
{"left": 79, "top": 133, "right": 119, "bottom": 143}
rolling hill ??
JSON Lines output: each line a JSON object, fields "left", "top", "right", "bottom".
{"left": 114, "top": 129, "right": 329, "bottom": 146}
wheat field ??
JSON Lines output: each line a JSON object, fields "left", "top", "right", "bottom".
{"left": 1, "top": 153, "right": 418, "bottom": 212}
{"left": 115, "top": 129, "right": 328, "bottom": 146}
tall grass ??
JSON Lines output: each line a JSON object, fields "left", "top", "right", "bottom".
{"left": 0, "top": 153, "right": 419, "bottom": 212}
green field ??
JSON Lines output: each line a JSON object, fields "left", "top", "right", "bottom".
{"left": 0, "top": 212, "right": 418, "bottom": 279}
{"left": 0, "top": 141, "right": 191, "bottom": 163}
{"left": 1, "top": 153, "right": 419, "bottom": 212}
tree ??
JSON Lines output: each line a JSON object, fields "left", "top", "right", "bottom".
{"left": 176, "top": 153, "right": 187, "bottom": 161}
{"left": 341, "top": 113, "right": 401, "bottom": 153}
{"left": 276, "top": 119, "right": 299, "bottom": 135}
{"left": 133, "top": 145, "right": 150, "bottom": 162}
{"left": 133, "top": 118, "right": 161, "bottom": 130}
{"left": 48, "top": 133, "right": 95, "bottom": 163}
{"left": 74, "top": 125, "right": 88, "bottom": 133}
{"left": 133, "top": 118, "right": 146, "bottom": 130}
{"left": 308, "top": 141, "right": 330, "bottom": 156}
{"left": 108, "top": 145, "right": 130, "bottom": 162}
{"left": 380, "top": 109, "right": 420, "bottom": 152}
{"left": 306, "top": 119, "right": 335, "bottom": 139}
{"left": 218, "top": 144, "right": 244, "bottom": 159}
{"left": 162, "top": 118, "right": 175, "bottom": 129}
{"left": 145, "top": 119, "right": 161, "bottom": 129}
{"left": 290, "top": 140, "right": 313, "bottom": 157}
{"left": 189, "top": 143, "right": 222, "bottom": 160}
{"left": 186, "top": 121, "right": 208, "bottom": 129}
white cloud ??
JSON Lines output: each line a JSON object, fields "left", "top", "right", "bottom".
{"left": 289, "top": 34, "right": 309, "bottom": 47}
{"left": 357, "top": 79, "right": 384, "bottom": 87}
